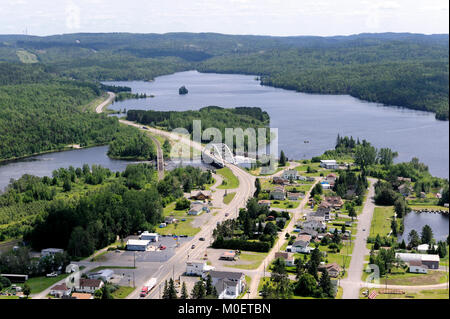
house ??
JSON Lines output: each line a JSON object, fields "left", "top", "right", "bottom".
{"left": 258, "top": 200, "right": 271, "bottom": 207}
{"left": 219, "top": 251, "right": 238, "bottom": 261}
{"left": 50, "top": 283, "right": 72, "bottom": 298}
{"left": 185, "top": 260, "right": 215, "bottom": 276}
{"left": 77, "top": 279, "right": 104, "bottom": 294}
{"left": 140, "top": 231, "right": 159, "bottom": 242}
{"left": 165, "top": 216, "right": 177, "bottom": 224}
{"left": 273, "top": 176, "right": 288, "bottom": 185}
{"left": 289, "top": 240, "right": 311, "bottom": 254}
{"left": 417, "top": 244, "right": 438, "bottom": 253}
{"left": 205, "top": 271, "right": 246, "bottom": 299}
{"left": 274, "top": 252, "right": 295, "bottom": 266}
{"left": 270, "top": 186, "right": 286, "bottom": 200}
{"left": 321, "top": 196, "right": 344, "bottom": 209}
{"left": 326, "top": 174, "right": 337, "bottom": 186}
{"left": 397, "top": 177, "right": 412, "bottom": 183}
{"left": 126, "top": 239, "right": 150, "bottom": 251}
{"left": 302, "top": 220, "right": 326, "bottom": 232}
{"left": 189, "top": 190, "right": 212, "bottom": 201}
{"left": 87, "top": 269, "right": 114, "bottom": 282}
{"left": 306, "top": 177, "right": 315, "bottom": 182}
{"left": 299, "top": 228, "right": 318, "bottom": 238}
{"left": 297, "top": 234, "right": 312, "bottom": 243}
{"left": 319, "top": 263, "right": 342, "bottom": 278}
{"left": 320, "top": 160, "right": 338, "bottom": 169}
{"left": 71, "top": 292, "right": 93, "bottom": 300}
{"left": 314, "top": 207, "right": 332, "bottom": 221}
{"left": 282, "top": 169, "right": 300, "bottom": 181}
{"left": 395, "top": 253, "right": 440, "bottom": 269}
{"left": 41, "top": 248, "right": 64, "bottom": 257}
{"left": 398, "top": 184, "right": 413, "bottom": 196}
{"left": 408, "top": 260, "right": 428, "bottom": 274}
{"left": 287, "top": 192, "right": 302, "bottom": 201}
{"left": 320, "top": 182, "right": 331, "bottom": 189}
{"left": 188, "top": 202, "right": 210, "bottom": 215}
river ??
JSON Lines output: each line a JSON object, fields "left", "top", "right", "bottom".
{"left": 0, "top": 70, "right": 448, "bottom": 191}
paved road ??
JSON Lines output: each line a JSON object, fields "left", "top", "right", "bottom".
{"left": 95, "top": 91, "right": 115, "bottom": 114}
{"left": 340, "top": 178, "right": 377, "bottom": 299}
{"left": 248, "top": 177, "right": 320, "bottom": 298}
{"left": 147, "top": 134, "right": 164, "bottom": 181}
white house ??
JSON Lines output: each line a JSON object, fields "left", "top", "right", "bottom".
{"left": 417, "top": 244, "right": 438, "bottom": 253}
{"left": 274, "top": 252, "right": 295, "bottom": 266}
{"left": 50, "top": 283, "right": 72, "bottom": 298}
{"left": 77, "top": 279, "right": 104, "bottom": 294}
{"left": 320, "top": 182, "right": 331, "bottom": 189}
{"left": 282, "top": 169, "right": 300, "bottom": 180}
{"left": 409, "top": 261, "right": 428, "bottom": 274}
{"left": 126, "top": 239, "right": 150, "bottom": 251}
{"left": 206, "top": 271, "right": 246, "bottom": 299}
{"left": 188, "top": 202, "right": 210, "bottom": 215}
{"left": 87, "top": 269, "right": 114, "bottom": 282}
{"left": 320, "top": 160, "right": 338, "bottom": 169}
{"left": 270, "top": 186, "right": 286, "bottom": 200}
{"left": 288, "top": 240, "right": 311, "bottom": 254}
{"left": 41, "top": 248, "right": 64, "bottom": 257}
{"left": 185, "top": 260, "right": 215, "bottom": 276}
{"left": 140, "top": 231, "right": 159, "bottom": 242}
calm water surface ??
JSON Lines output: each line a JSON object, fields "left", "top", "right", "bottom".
{"left": 399, "top": 211, "right": 449, "bottom": 242}
{"left": 104, "top": 70, "right": 449, "bottom": 178}
{"left": 1, "top": 71, "right": 448, "bottom": 191}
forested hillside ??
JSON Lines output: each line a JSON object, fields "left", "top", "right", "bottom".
{"left": 0, "top": 32, "right": 448, "bottom": 119}
{"left": 0, "top": 63, "right": 155, "bottom": 161}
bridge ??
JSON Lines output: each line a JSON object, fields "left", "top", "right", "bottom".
{"left": 201, "top": 143, "right": 236, "bottom": 167}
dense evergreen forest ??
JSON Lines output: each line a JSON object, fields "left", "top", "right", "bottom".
{"left": 0, "top": 63, "right": 155, "bottom": 162}
{"left": 0, "top": 163, "right": 212, "bottom": 258}
{"left": 1, "top": 32, "right": 448, "bottom": 119}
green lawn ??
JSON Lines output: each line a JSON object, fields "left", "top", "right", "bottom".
{"left": 370, "top": 206, "right": 394, "bottom": 238}
{"left": 24, "top": 274, "right": 70, "bottom": 294}
{"left": 225, "top": 252, "right": 267, "bottom": 270}
{"left": 223, "top": 192, "right": 236, "bottom": 205}
{"left": 163, "top": 202, "right": 188, "bottom": 218}
{"left": 270, "top": 200, "right": 300, "bottom": 209}
{"left": 112, "top": 286, "right": 135, "bottom": 299}
{"left": 217, "top": 167, "right": 239, "bottom": 189}
{"left": 158, "top": 218, "right": 201, "bottom": 236}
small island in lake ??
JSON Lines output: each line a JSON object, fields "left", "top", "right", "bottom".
{"left": 179, "top": 85, "right": 189, "bottom": 95}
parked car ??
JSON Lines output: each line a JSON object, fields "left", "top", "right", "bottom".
{"left": 159, "top": 245, "right": 167, "bottom": 250}
{"left": 199, "top": 237, "right": 205, "bottom": 241}
{"left": 191, "top": 245, "right": 196, "bottom": 249}
{"left": 225, "top": 213, "right": 229, "bottom": 217}
{"left": 46, "top": 272, "right": 58, "bottom": 277}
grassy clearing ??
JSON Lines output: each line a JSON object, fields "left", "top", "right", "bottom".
{"left": 225, "top": 252, "right": 267, "bottom": 270}
{"left": 382, "top": 271, "right": 448, "bottom": 286}
{"left": 223, "top": 192, "right": 236, "bottom": 205}
{"left": 370, "top": 206, "right": 394, "bottom": 237}
{"left": 22, "top": 274, "right": 70, "bottom": 294}
{"left": 163, "top": 202, "right": 188, "bottom": 218}
{"left": 16, "top": 50, "right": 38, "bottom": 63}
{"left": 270, "top": 200, "right": 300, "bottom": 209}
{"left": 158, "top": 218, "right": 201, "bottom": 236}
{"left": 217, "top": 167, "right": 239, "bottom": 189}
{"left": 112, "top": 286, "right": 135, "bottom": 299}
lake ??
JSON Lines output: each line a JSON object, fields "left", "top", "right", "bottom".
{"left": 0, "top": 70, "right": 448, "bottom": 191}
{"left": 104, "top": 70, "right": 449, "bottom": 178}
{"left": 399, "top": 211, "right": 449, "bottom": 242}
